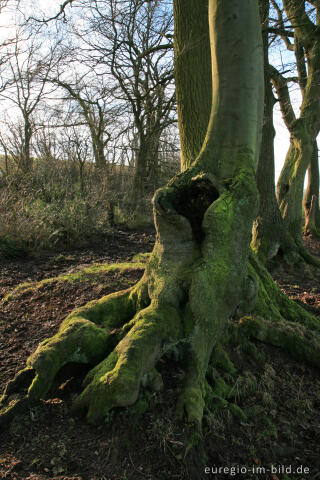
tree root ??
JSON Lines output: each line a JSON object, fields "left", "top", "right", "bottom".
{"left": 0, "top": 285, "right": 148, "bottom": 425}
{"left": 239, "top": 316, "right": 320, "bottom": 368}
{"left": 1, "top": 168, "right": 319, "bottom": 436}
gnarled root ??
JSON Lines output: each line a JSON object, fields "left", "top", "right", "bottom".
{"left": 0, "top": 285, "right": 147, "bottom": 425}
{"left": 1, "top": 165, "right": 319, "bottom": 436}
{"left": 72, "top": 301, "right": 183, "bottom": 424}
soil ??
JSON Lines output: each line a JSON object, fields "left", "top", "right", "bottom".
{"left": 0, "top": 229, "right": 319, "bottom": 480}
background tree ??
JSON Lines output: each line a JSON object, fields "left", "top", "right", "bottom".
{"left": 0, "top": 35, "right": 59, "bottom": 173}
{"left": 303, "top": 142, "right": 320, "bottom": 236}
{"left": 252, "top": 0, "right": 300, "bottom": 264}
{"left": 76, "top": 0, "right": 176, "bottom": 207}
{"left": 272, "top": 0, "right": 320, "bottom": 244}
{"left": 253, "top": 0, "right": 320, "bottom": 264}
{"left": 52, "top": 75, "right": 118, "bottom": 171}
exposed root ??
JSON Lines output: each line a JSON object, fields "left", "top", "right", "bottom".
{"left": 1, "top": 167, "right": 319, "bottom": 438}
{"left": 239, "top": 316, "right": 320, "bottom": 368}
{"left": 0, "top": 285, "right": 147, "bottom": 425}
{"left": 72, "top": 301, "right": 183, "bottom": 424}
{"left": 249, "top": 252, "right": 320, "bottom": 331}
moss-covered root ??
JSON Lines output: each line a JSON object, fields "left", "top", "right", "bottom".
{"left": 0, "top": 368, "right": 35, "bottom": 427}
{"left": 0, "top": 286, "right": 145, "bottom": 426}
{"left": 298, "top": 244, "right": 320, "bottom": 267}
{"left": 250, "top": 252, "right": 320, "bottom": 331}
{"left": 239, "top": 316, "right": 320, "bottom": 367}
{"left": 176, "top": 350, "right": 206, "bottom": 429}
{"left": 72, "top": 301, "right": 183, "bottom": 424}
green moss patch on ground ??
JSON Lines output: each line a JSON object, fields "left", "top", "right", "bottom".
{"left": 2, "top": 258, "right": 148, "bottom": 303}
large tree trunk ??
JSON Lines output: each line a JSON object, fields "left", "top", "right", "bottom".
{"left": 2, "top": 0, "right": 320, "bottom": 439}
{"left": 174, "top": 0, "right": 212, "bottom": 169}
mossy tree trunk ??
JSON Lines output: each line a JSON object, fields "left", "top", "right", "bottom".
{"left": 2, "top": 0, "right": 320, "bottom": 435}
{"left": 303, "top": 141, "right": 320, "bottom": 237}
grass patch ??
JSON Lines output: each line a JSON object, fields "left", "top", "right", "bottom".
{"left": 3, "top": 259, "right": 146, "bottom": 303}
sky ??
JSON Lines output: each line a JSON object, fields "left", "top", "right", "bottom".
{"left": 0, "top": 0, "right": 303, "bottom": 183}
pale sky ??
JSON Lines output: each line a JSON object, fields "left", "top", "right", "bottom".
{"left": 0, "top": 1, "right": 303, "bottom": 183}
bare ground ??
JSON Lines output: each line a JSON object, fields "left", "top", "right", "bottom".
{"left": 0, "top": 230, "right": 319, "bottom": 480}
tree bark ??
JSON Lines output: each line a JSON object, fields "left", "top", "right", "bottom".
{"left": 276, "top": 1, "right": 320, "bottom": 244}
{"left": 303, "top": 141, "right": 320, "bottom": 236}
{"left": 2, "top": 0, "right": 320, "bottom": 438}
{"left": 252, "top": 0, "right": 295, "bottom": 263}
{"left": 21, "top": 115, "right": 33, "bottom": 173}
{"left": 174, "top": 0, "right": 212, "bottom": 169}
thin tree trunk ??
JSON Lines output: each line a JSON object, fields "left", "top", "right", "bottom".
{"left": 22, "top": 117, "right": 32, "bottom": 173}
{"left": 304, "top": 141, "right": 320, "bottom": 236}
{"left": 252, "top": 0, "right": 292, "bottom": 262}
{"left": 132, "top": 134, "right": 148, "bottom": 208}
{"left": 277, "top": 133, "right": 312, "bottom": 242}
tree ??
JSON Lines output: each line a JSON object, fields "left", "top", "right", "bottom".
{"left": 273, "top": 0, "right": 320, "bottom": 244}
{"left": 79, "top": 0, "right": 176, "bottom": 206}
{"left": 251, "top": 0, "right": 300, "bottom": 264}
{"left": 52, "top": 77, "right": 117, "bottom": 171}
{"left": 0, "top": 35, "right": 59, "bottom": 173}
{"left": 1, "top": 0, "right": 320, "bottom": 438}
{"left": 252, "top": 0, "right": 320, "bottom": 264}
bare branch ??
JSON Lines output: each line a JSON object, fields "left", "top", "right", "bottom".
{"left": 28, "top": 0, "right": 75, "bottom": 24}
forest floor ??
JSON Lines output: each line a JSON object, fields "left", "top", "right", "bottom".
{"left": 0, "top": 229, "right": 319, "bottom": 480}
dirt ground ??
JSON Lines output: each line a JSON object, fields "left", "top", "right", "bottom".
{"left": 0, "top": 230, "right": 319, "bottom": 480}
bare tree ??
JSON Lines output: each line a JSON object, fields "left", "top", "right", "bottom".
{"left": 0, "top": 34, "right": 61, "bottom": 172}
{"left": 76, "top": 0, "right": 176, "bottom": 206}
{"left": 51, "top": 75, "right": 121, "bottom": 171}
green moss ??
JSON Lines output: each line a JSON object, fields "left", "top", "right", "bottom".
{"left": 70, "top": 301, "right": 183, "bottom": 424}
{"left": 141, "top": 368, "right": 163, "bottom": 392}
{"left": 177, "top": 386, "right": 205, "bottom": 427}
{"left": 131, "top": 252, "right": 151, "bottom": 263}
{"left": 3, "top": 260, "right": 146, "bottom": 303}
{"left": 249, "top": 251, "right": 320, "bottom": 331}
{"left": 212, "top": 376, "right": 232, "bottom": 398}
{"left": 239, "top": 315, "right": 320, "bottom": 368}
{"left": 133, "top": 397, "right": 149, "bottom": 416}
{"left": 229, "top": 403, "right": 247, "bottom": 420}
{"left": 210, "top": 345, "right": 236, "bottom": 375}
{"left": 9, "top": 285, "right": 145, "bottom": 409}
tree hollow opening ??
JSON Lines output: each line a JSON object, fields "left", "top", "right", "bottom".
{"left": 172, "top": 178, "right": 219, "bottom": 243}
